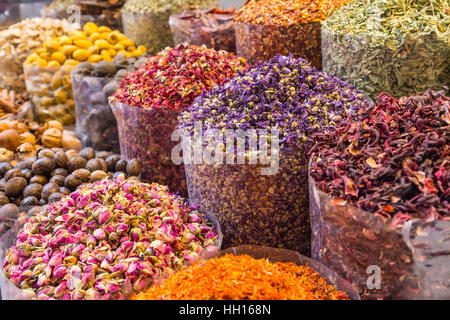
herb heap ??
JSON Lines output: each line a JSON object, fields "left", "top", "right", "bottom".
{"left": 169, "top": 7, "right": 237, "bottom": 53}
{"left": 179, "top": 54, "right": 371, "bottom": 253}
{"left": 111, "top": 44, "right": 248, "bottom": 196}
{"left": 233, "top": 0, "right": 350, "bottom": 68}
{"left": 309, "top": 88, "right": 450, "bottom": 299}
{"left": 2, "top": 176, "right": 219, "bottom": 300}
{"left": 322, "top": 0, "right": 450, "bottom": 98}
{"left": 122, "top": 0, "right": 217, "bottom": 54}
{"left": 133, "top": 253, "right": 349, "bottom": 300}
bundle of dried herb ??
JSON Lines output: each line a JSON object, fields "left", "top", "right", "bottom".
{"left": 322, "top": 0, "right": 450, "bottom": 98}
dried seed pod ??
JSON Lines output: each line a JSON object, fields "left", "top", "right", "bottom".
{"left": 21, "top": 196, "right": 39, "bottom": 207}
{"left": 23, "top": 183, "right": 43, "bottom": 199}
{"left": 0, "top": 193, "right": 9, "bottom": 205}
{"left": 48, "top": 192, "right": 64, "bottom": 203}
{"left": 86, "top": 158, "right": 107, "bottom": 172}
{"left": 50, "top": 175, "right": 66, "bottom": 187}
{"left": 79, "top": 147, "right": 96, "bottom": 160}
{"left": 66, "top": 150, "right": 78, "bottom": 160}
{"left": 68, "top": 156, "right": 87, "bottom": 173}
{"left": 4, "top": 168, "right": 23, "bottom": 181}
{"left": 52, "top": 168, "right": 68, "bottom": 177}
{"left": 54, "top": 151, "right": 68, "bottom": 168}
{"left": 115, "top": 160, "right": 127, "bottom": 172}
{"left": 72, "top": 169, "right": 91, "bottom": 182}
{"left": 90, "top": 170, "right": 108, "bottom": 182}
{"left": 126, "top": 159, "right": 141, "bottom": 177}
{"left": 30, "top": 175, "right": 48, "bottom": 185}
{"left": 5, "top": 177, "right": 27, "bottom": 198}
{"left": 37, "top": 148, "right": 55, "bottom": 159}
{"left": 25, "top": 157, "right": 36, "bottom": 169}
{"left": 0, "top": 162, "right": 13, "bottom": 178}
{"left": 65, "top": 174, "right": 83, "bottom": 191}
{"left": 32, "top": 157, "right": 56, "bottom": 176}
{"left": 60, "top": 186, "right": 71, "bottom": 195}
{"left": 41, "top": 182, "right": 60, "bottom": 202}
{"left": 105, "top": 155, "right": 121, "bottom": 172}
{"left": 0, "top": 203, "right": 19, "bottom": 222}
{"left": 96, "top": 151, "right": 111, "bottom": 160}
{"left": 21, "top": 169, "right": 33, "bottom": 181}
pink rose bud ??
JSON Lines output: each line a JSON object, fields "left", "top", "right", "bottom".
{"left": 86, "top": 288, "right": 100, "bottom": 300}
{"left": 205, "top": 231, "right": 216, "bottom": 239}
{"left": 54, "top": 280, "right": 68, "bottom": 298}
{"left": 206, "top": 245, "right": 218, "bottom": 256}
{"left": 81, "top": 272, "right": 95, "bottom": 288}
{"left": 189, "top": 214, "right": 200, "bottom": 223}
{"left": 49, "top": 251, "right": 63, "bottom": 267}
{"left": 93, "top": 228, "right": 105, "bottom": 241}
{"left": 106, "top": 282, "right": 121, "bottom": 294}
{"left": 86, "top": 236, "right": 97, "bottom": 247}
{"left": 98, "top": 210, "right": 112, "bottom": 225}
{"left": 53, "top": 265, "right": 67, "bottom": 278}
{"left": 130, "top": 228, "right": 143, "bottom": 242}
{"left": 36, "top": 274, "right": 49, "bottom": 287}
{"left": 116, "top": 223, "right": 129, "bottom": 235}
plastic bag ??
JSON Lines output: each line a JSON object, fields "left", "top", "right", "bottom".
{"left": 24, "top": 63, "right": 75, "bottom": 125}
{"left": 19, "top": 1, "right": 53, "bottom": 20}
{"left": 122, "top": 11, "right": 174, "bottom": 55}
{"left": 111, "top": 101, "right": 187, "bottom": 196}
{"left": 309, "top": 174, "right": 450, "bottom": 300}
{"left": 72, "top": 73, "right": 120, "bottom": 153}
{"left": 169, "top": 8, "right": 236, "bottom": 53}
{"left": 235, "top": 21, "right": 322, "bottom": 68}
{"left": 185, "top": 145, "right": 311, "bottom": 255}
{"left": 321, "top": 27, "right": 450, "bottom": 99}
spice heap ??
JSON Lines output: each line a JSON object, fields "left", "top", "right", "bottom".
{"left": 2, "top": 176, "right": 219, "bottom": 300}
{"left": 179, "top": 55, "right": 370, "bottom": 253}
{"left": 133, "top": 254, "right": 349, "bottom": 300}
{"left": 72, "top": 54, "right": 147, "bottom": 153}
{"left": 111, "top": 44, "right": 247, "bottom": 195}
{"left": 233, "top": 0, "right": 350, "bottom": 67}
{"left": 169, "top": 8, "right": 237, "bottom": 53}
{"left": 23, "top": 22, "right": 146, "bottom": 124}
{"left": 122, "top": 0, "right": 217, "bottom": 54}
{"left": 309, "top": 88, "right": 450, "bottom": 299}
{"left": 0, "top": 89, "right": 32, "bottom": 120}
{"left": 322, "top": 0, "right": 450, "bottom": 98}
{"left": 0, "top": 18, "right": 67, "bottom": 92}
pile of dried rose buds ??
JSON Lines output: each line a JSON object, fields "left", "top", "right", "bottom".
{"left": 2, "top": 175, "right": 219, "bottom": 300}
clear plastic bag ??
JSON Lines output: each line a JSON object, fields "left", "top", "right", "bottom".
{"left": 111, "top": 101, "right": 187, "bottom": 196}
{"left": 24, "top": 63, "right": 76, "bottom": 125}
{"left": 19, "top": 1, "right": 53, "bottom": 20}
{"left": 220, "top": 245, "right": 360, "bottom": 300}
{"left": 185, "top": 145, "right": 311, "bottom": 255}
{"left": 309, "top": 174, "right": 450, "bottom": 300}
{"left": 122, "top": 11, "right": 174, "bottom": 55}
{"left": 169, "top": 8, "right": 236, "bottom": 53}
{"left": 72, "top": 73, "right": 120, "bottom": 153}
{"left": 235, "top": 21, "right": 322, "bottom": 68}
{"left": 321, "top": 27, "right": 450, "bottom": 99}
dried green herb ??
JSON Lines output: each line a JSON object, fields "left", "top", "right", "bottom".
{"left": 322, "top": 0, "right": 450, "bottom": 98}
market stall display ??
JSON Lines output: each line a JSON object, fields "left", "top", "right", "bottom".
{"left": 110, "top": 44, "right": 248, "bottom": 197}
{"left": 0, "top": 18, "right": 68, "bottom": 92}
{"left": 122, "top": 0, "right": 217, "bottom": 55}
{"left": 133, "top": 245, "right": 360, "bottom": 300}
{"left": 71, "top": 54, "right": 146, "bottom": 153}
{"left": 322, "top": 0, "right": 450, "bottom": 98}
{"left": 179, "top": 54, "right": 371, "bottom": 254}
{"left": 233, "top": 0, "right": 350, "bottom": 68}
{"left": 24, "top": 22, "right": 146, "bottom": 124}
{"left": 309, "top": 88, "right": 450, "bottom": 299}
{"left": 41, "top": 0, "right": 77, "bottom": 19}
{"left": 169, "top": 8, "right": 236, "bottom": 53}
{"left": 1, "top": 175, "right": 221, "bottom": 300}
{"left": 0, "top": 89, "right": 32, "bottom": 120}
{"left": 79, "top": 0, "right": 126, "bottom": 32}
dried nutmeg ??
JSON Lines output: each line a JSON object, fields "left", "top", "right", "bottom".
{"left": 72, "top": 169, "right": 91, "bottom": 182}
{"left": 0, "top": 203, "right": 19, "bottom": 222}
{"left": 48, "top": 192, "right": 64, "bottom": 203}
{"left": 0, "top": 162, "right": 13, "bottom": 178}
{"left": 37, "top": 148, "right": 55, "bottom": 159}
{"left": 90, "top": 170, "right": 108, "bottom": 182}
{"left": 60, "top": 186, "right": 71, "bottom": 195}
{"left": 115, "top": 160, "right": 127, "bottom": 172}
{"left": 32, "top": 157, "right": 56, "bottom": 176}
{"left": 23, "top": 183, "right": 43, "bottom": 199}
{"left": 52, "top": 168, "right": 68, "bottom": 177}
{"left": 0, "top": 179, "right": 5, "bottom": 192}
{"left": 21, "top": 169, "right": 33, "bottom": 181}
{"left": 50, "top": 175, "right": 66, "bottom": 186}
{"left": 42, "top": 128, "right": 63, "bottom": 148}
{"left": 15, "top": 161, "right": 28, "bottom": 170}
{"left": 20, "top": 196, "right": 39, "bottom": 207}
{"left": 54, "top": 151, "right": 68, "bottom": 168}
{"left": 5, "top": 177, "right": 27, "bottom": 198}
{"left": 68, "top": 156, "right": 87, "bottom": 173}
{"left": 65, "top": 174, "right": 83, "bottom": 191}
{"left": 66, "top": 150, "right": 78, "bottom": 160}
{"left": 106, "top": 155, "right": 121, "bottom": 172}
{"left": 79, "top": 147, "right": 95, "bottom": 160}
{"left": 25, "top": 157, "right": 36, "bottom": 169}
{"left": 126, "top": 159, "right": 141, "bottom": 177}
{"left": 41, "top": 182, "right": 60, "bottom": 202}
{"left": 62, "top": 135, "right": 82, "bottom": 151}
{"left": 30, "top": 175, "right": 48, "bottom": 185}
{"left": 96, "top": 151, "right": 111, "bottom": 160}
{"left": 0, "top": 193, "right": 9, "bottom": 205}
{"left": 4, "top": 168, "right": 23, "bottom": 181}
{"left": 86, "top": 158, "right": 107, "bottom": 172}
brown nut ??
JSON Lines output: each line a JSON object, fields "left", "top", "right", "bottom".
{"left": 86, "top": 158, "right": 107, "bottom": 172}
{"left": 60, "top": 186, "right": 71, "bottom": 195}
{"left": 72, "top": 168, "right": 91, "bottom": 182}
{"left": 50, "top": 175, "right": 66, "bottom": 186}
{"left": 0, "top": 203, "right": 19, "bottom": 222}
{"left": 52, "top": 168, "right": 68, "bottom": 177}
{"left": 66, "top": 150, "right": 78, "bottom": 159}
{"left": 54, "top": 151, "right": 68, "bottom": 168}
{"left": 90, "top": 170, "right": 108, "bottom": 182}
{"left": 5, "top": 177, "right": 27, "bottom": 198}
{"left": 41, "top": 182, "right": 60, "bottom": 202}
{"left": 115, "top": 160, "right": 127, "bottom": 172}
{"left": 0, "top": 162, "right": 13, "bottom": 177}
{"left": 62, "top": 135, "right": 82, "bottom": 151}
{"left": 37, "top": 148, "right": 55, "bottom": 159}
{"left": 47, "top": 120, "right": 63, "bottom": 132}
{"left": 4, "top": 168, "right": 23, "bottom": 181}
{"left": 126, "top": 159, "right": 141, "bottom": 177}
{"left": 21, "top": 169, "right": 33, "bottom": 181}
{"left": 106, "top": 155, "right": 121, "bottom": 172}
{"left": 68, "top": 156, "right": 87, "bottom": 173}
{"left": 65, "top": 174, "right": 82, "bottom": 191}
{"left": 48, "top": 192, "right": 64, "bottom": 203}
{"left": 95, "top": 151, "right": 111, "bottom": 160}
{"left": 32, "top": 157, "right": 56, "bottom": 176}
{"left": 20, "top": 196, "right": 39, "bottom": 207}
{"left": 23, "top": 183, "right": 43, "bottom": 199}
{"left": 79, "top": 147, "right": 95, "bottom": 160}
{"left": 0, "top": 129, "right": 20, "bottom": 151}
{"left": 42, "top": 128, "right": 62, "bottom": 148}
{"left": 30, "top": 175, "right": 48, "bottom": 185}
{"left": 0, "top": 193, "right": 9, "bottom": 205}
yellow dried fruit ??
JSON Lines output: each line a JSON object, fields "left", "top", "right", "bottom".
{"left": 118, "top": 39, "right": 134, "bottom": 48}
{"left": 137, "top": 45, "right": 147, "bottom": 53}
{"left": 73, "top": 49, "right": 89, "bottom": 61}
{"left": 25, "top": 53, "right": 39, "bottom": 65}
{"left": 107, "top": 32, "right": 120, "bottom": 44}
{"left": 54, "top": 89, "right": 68, "bottom": 104}
{"left": 60, "top": 35, "right": 73, "bottom": 46}
{"left": 0, "top": 129, "right": 20, "bottom": 151}
{"left": 89, "top": 32, "right": 103, "bottom": 43}
{"left": 42, "top": 128, "right": 62, "bottom": 148}
{"left": 95, "top": 39, "right": 110, "bottom": 50}
{"left": 64, "top": 59, "right": 79, "bottom": 66}
{"left": 62, "top": 45, "right": 77, "bottom": 57}
{"left": 38, "top": 59, "right": 48, "bottom": 67}
{"left": 87, "top": 55, "right": 102, "bottom": 63}
{"left": 0, "top": 121, "right": 11, "bottom": 132}
{"left": 47, "top": 60, "right": 61, "bottom": 67}
{"left": 114, "top": 44, "right": 125, "bottom": 51}
{"left": 47, "top": 120, "right": 63, "bottom": 131}
{"left": 83, "top": 22, "right": 98, "bottom": 35}
{"left": 62, "top": 134, "right": 82, "bottom": 151}
{"left": 74, "top": 39, "right": 93, "bottom": 49}
{"left": 51, "top": 52, "right": 66, "bottom": 64}
{"left": 98, "top": 26, "right": 111, "bottom": 33}
{"left": 44, "top": 39, "right": 60, "bottom": 52}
